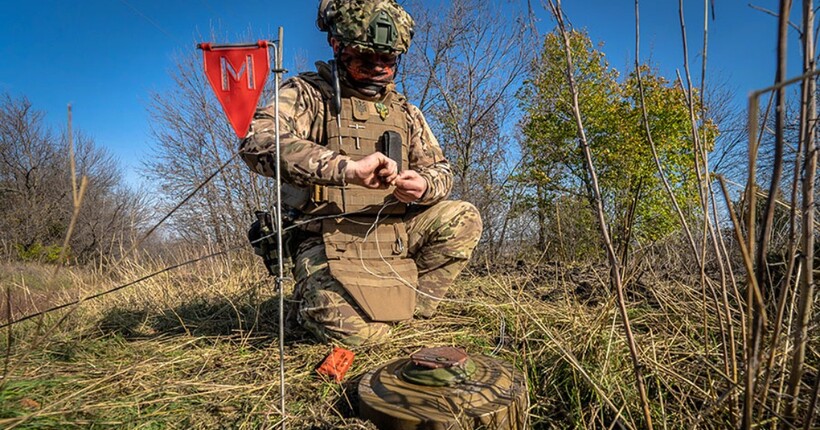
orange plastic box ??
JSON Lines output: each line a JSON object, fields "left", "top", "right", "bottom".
{"left": 316, "top": 347, "right": 355, "bottom": 382}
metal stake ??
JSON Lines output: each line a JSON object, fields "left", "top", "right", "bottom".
{"left": 272, "top": 27, "right": 287, "bottom": 430}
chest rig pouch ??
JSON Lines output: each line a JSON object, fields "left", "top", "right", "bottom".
{"left": 322, "top": 217, "right": 417, "bottom": 321}
{"left": 282, "top": 72, "right": 411, "bottom": 217}
{"left": 287, "top": 72, "right": 418, "bottom": 322}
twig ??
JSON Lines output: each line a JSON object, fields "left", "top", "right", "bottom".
{"left": 675, "top": 7, "right": 725, "bottom": 410}
{"left": 676, "top": 2, "right": 739, "bottom": 424}
{"left": 748, "top": 3, "right": 803, "bottom": 34}
{"left": 1, "top": 286, "right": 11, "bottom": 391}
{"left": 68, "top": 104, "right": 77, "bottom": 205}
{"left": 544, "top": 1, "right": 654, "bottom": 428}
{"left": 697, "top": 0, "right": 740, "bottom": 419}
{"left": 54, "top": 104, "right": 90, "bottom": 275}
{"left": 754, "top": 0, "right": 790, "bottom": 343}
{"left": 763, "top": 0, "right": 814, "bottom": 418}
{"left": 54, "top": 176, "right": 88, "bottom": 274}
{"left": 717, "top": 172, "right": 768, "bottom": 429}
{"left": 634, "top": 0, "right": 700, "bottom": 275}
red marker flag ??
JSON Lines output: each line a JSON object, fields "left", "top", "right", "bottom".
{"left": 199, "top": 41, "right": 271, "bottom": 138}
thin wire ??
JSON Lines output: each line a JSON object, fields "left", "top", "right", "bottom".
{"left": 1, "top": 240, "right": 248, "bottom": 329}
{"left": 6, "top": 199, "right": 505, "bottom": 356}
{"left": 0, "top": 208, "right": 380, "bottom": 330}
{"left": 62, "top": 2, "right": 208, "bottom": 276}
{"left": 1, "top": 199, "right": 359, "bottom": 325}
{"left": 118, "top": 0, "right": 183, "bottom": 45}
{"left": 113, "top": 152, "right": 240, "bottom": 267}
{"left": 357, "top": 202, "right": 507, "bottom": 356}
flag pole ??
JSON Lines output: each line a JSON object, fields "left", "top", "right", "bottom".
{"left": 272, "top": 26, "right": 287, "bottom": 430}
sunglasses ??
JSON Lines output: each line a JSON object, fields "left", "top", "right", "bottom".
{"left": 342, "top": 47, "right": 398, "bottom": 69}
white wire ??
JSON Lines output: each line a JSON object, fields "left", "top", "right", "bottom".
{"left": 353, "top": 201, "right": 507, "bottom": 356}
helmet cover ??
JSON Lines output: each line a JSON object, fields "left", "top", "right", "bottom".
{"left": 317, "top": 0, "right": 414, "bottom": 54}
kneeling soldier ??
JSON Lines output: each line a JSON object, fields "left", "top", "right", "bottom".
{"left": 240, "top": 0, "right": 482, "bottom": 345}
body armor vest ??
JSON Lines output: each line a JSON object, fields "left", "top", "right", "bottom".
{"left": 282, "top": 71, "right": 411, "bottom": 216}
{"left": 285, "top": 70, "right": 418, "bottom": 322}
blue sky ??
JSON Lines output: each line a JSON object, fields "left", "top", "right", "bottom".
{"left": 0, "top": 1, "right": 802, "bottom": 187}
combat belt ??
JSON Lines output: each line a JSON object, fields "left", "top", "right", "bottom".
{"left": 282, "top": 70, "right": 418, "bottom": 322}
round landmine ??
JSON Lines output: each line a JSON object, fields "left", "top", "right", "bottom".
{"left": 358, "top": 347, "right": 528, "bottom": 430}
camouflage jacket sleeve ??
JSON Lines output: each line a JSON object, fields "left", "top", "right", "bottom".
{"left": 239, "top": 77, "right": 350, "bottom": 187}
{"left": 406, "top": 104, "right": 452, "bottom": 205}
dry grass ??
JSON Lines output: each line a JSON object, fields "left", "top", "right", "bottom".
{"left": 0, "top": 250, "right": 817, "bottom": 429}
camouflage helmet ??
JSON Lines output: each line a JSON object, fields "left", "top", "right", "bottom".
{"left": 317, "top": 0, "right": 415, "bottom": 54}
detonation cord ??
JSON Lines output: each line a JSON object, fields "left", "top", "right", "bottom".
{"left": 0, "top": 207, "right": 382, "bottom": 330}
{"left": 357, "top": 202, "right": 507, "bottom": 356}
{"left": 113, "top": 152, "right": 240, "bottom": 268}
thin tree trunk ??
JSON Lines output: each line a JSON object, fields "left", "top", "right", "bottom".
{"left": 756, "top": 0, "right": 790, "bottom": 319}
{"left": 546, "top": 2, "right": 654, "bottom": 428}
{"left": 708, "top": 179, "right": 741, "bottom": 424}
{"left": 676, "top": 8, "right": 728, "bottom": 407}
{"left": 762, "top": 0, "right": 811, "bottom": 419}
{"left": 785, "top": 0, "right": 817, "bottom": 423}
{"left": 746, "top": 1, "right": 791, "bottom": 428}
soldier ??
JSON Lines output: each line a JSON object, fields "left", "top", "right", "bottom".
{"left": 240, "top": 0, "right": 482, "bottom": 346}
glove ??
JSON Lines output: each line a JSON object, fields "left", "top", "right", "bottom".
{"left": 248, "top": 211, "right": 279, "bottom": 276}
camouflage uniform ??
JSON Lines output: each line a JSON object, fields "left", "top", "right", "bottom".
{"left": 288, "top": 200, "right": 481, "bottom": 345}
{"left": 239, "top": 1, "right": 481, "bottom": 346}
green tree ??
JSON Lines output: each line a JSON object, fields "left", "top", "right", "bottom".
{"left": 517, "top": 29, "right": 716, "bottom": 258}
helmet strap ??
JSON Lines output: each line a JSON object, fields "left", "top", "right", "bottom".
{"left": 329, "top": 59, "right": 342, "bottom": 116}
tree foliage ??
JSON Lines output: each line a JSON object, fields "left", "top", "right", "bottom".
{"left": 516, "top": 30, "right": 717, "bottom": 257}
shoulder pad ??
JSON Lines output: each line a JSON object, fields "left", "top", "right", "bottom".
{"left": 296, "top": 72, "right": 334, "bottom": 101}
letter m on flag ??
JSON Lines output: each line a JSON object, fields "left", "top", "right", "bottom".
{"left": 221, "top": 56, "right": 255, "bottom": 91}
{"left": 200, "top": 42, "right": 271, "bottom": 138}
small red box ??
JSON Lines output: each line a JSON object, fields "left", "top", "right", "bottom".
{"left": 316, "top": 347, "right": 355, "bottom": 382}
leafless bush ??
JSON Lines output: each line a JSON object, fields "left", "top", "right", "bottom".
{"left": 401, "top": 0, "right": 536, "bottom": 256}
{"left": 0, "top": 94, "right": 147, "bottom": 263}
{"left": 142, "top": 48, "right": 275, "bottom": 248}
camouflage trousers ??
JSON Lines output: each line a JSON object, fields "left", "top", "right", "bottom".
{"left": 291, "top": 200, "right": 482, "bottom": 346}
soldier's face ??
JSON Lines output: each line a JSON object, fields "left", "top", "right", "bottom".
{"left": 334, "top": 41, "right": 398, "bottom": 84}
